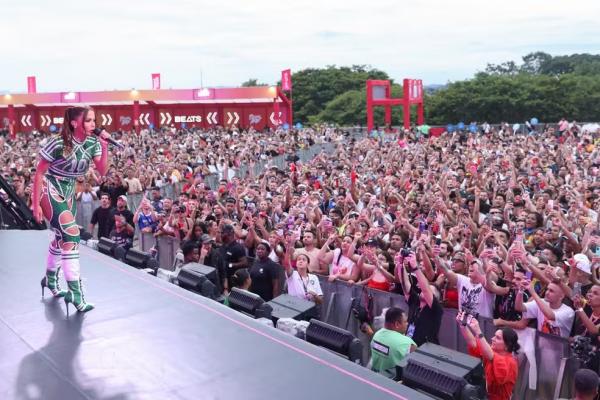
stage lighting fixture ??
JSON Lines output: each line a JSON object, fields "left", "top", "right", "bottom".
{"left": 177, "top": 263, "right": 220, "bottom": 299}
{"left": 305, "top": 319, "right": 362, "bottom": 364}
{"left": 97, "top": 237, "right": 117, "bottom": 257}
{"left": 228, "top": 288, "right": 272, "bottom": 319}
{"left": 400, "top": 343, "right": 485, "bottom": 400}
{"left": 124, "top": 248, "right": 158, "bottom": 273}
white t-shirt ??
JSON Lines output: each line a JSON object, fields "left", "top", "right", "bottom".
{"left": 329, "top": 248, "right": 355, "bottom": 276}
{"left": 456, "top": 274, "right": 495, "bottom": 319}
{"left": 286, "top": 271, "right": 323, "bottom": 300}
{"left": 523, "top": 300, "right": 575, "bottom": 338}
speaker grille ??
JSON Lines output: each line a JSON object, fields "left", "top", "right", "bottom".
{"left": 403, "top": 359, "right": 466, "bottom": 400}
{"left": 305, "top": 319, "right": 353, "bottom": 355}
{"left": 228, "top": 288, "right": 264, "bottom": 315}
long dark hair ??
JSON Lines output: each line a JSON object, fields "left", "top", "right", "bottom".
{"left": 60, "top": 106, "right": 90, "bottom": 156}
{"left": 500, "top": 327, "right": 520, "bottom": 354}
{"left": 232, "top": 268, "right": 250, "bottom": 288}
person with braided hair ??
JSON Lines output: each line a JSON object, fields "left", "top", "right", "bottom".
{"left": 32, "top": 106, "right": 110, "bottom": 315}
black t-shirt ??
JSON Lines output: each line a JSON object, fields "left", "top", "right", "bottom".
{"left": 218, "top": 240, "right": 246, "bottom": 284}
{"left": 112, "top": 208, "right": 135, "bottom": 228}
{"left": 407, "top": 289, "right": 443, "bottom": 346}
{"left": 100, "top": 183, "right": 127, "bottom": 207}
{"left": 90, "top": 206, "right": 115, "bottom": 239}
{"left": 494, "top": 279, "right": 530, "bottom": 321}
{"left": 109, "top": 228, "right": 133, "bottom": 250}
{"left": 201, "top": 247, "right": 226, "bottom": 294}
{"left": 249, "top": 258, "right": 281, "bottom": 301}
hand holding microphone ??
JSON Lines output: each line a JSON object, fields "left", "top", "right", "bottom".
{"left": 93, "top": 128, "right": 124, "bottom": 149}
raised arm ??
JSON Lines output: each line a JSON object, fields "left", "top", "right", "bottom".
{"left": 434, "top": 255, "right": 458, "bottom": 286}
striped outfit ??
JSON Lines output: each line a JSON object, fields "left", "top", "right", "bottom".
{"left": 40, "top": 135, "right": 101, "bottom": 281}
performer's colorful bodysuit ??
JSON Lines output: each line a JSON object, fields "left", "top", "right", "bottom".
{"left": 40, "top": 135, "right": 101, "bottom": 312}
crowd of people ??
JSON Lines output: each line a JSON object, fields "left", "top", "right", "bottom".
{"left": 3, "top": 119, "right": 600, "bottom": 399}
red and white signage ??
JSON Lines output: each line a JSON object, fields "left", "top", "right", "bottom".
{"left": 281, "top": 69, "right": 292, "bottom": 91}
{"left": 152, "top": 73, "right": 161, "bottom": 90}
{"left": 407, "top": 79, "right": 423, "bottom": 102}
{"left": 27, "top": 76, "right": 37, "bottom": 94}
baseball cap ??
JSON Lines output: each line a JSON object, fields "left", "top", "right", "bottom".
{"left": 118, "top": 195, "right": 128, "bottom": 202}
{"left": 366, "top": 238, "right": 378, "bottom": 247}
{"left": 200, "top": 234, "right": 214, "bottom": 244}
{"left": 573, "top": 253, "right": 591, "bottom": 274}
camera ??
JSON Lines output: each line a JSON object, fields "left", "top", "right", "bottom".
{"left": 571, "top": 335, "right": 597, "bottom": 367}
{"left": 400, "top": 248, "right": 412, "bottom": 258}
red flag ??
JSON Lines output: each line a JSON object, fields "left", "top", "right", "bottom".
{"left": 281, "top": 69, "right": 292, "bottom": 91}
{"left": 151, "top": 73, "right": 161, "bottom": 90}
{"left": 27, "top": 76, "right": 36, "bottom": 94}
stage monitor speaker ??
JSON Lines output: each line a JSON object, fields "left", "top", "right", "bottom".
{"left": 97, "top": 237, "right": 117, "bottom": 257}
{"left": 400, "top": 342, "right": 485, "bottom": 400}
{"left": 267, "top": 294, "right": 317, "bottom": 323}
{"left": 177, "top": 263, "right": 219, "bottom": 299}
{"left": 305, "top": 319, "right": 362, "bottom": 364}
{"left": 228, "top": 287, "right": 272, "bottom": 319}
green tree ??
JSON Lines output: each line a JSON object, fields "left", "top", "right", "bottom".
{"left": 314, "top": 84, "right": 403, "bottom": 125}
{"left": 241, "top": 79, "right": 267, "bottom": 87}
{"left": 291, "top": 65, "right": 389, "bottom": 123}
{"left": 521, "top": 51, "right": 552, "bottom": 74}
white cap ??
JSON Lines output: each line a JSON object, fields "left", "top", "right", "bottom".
{"left": 573, "top": 253, "right": 591, "bottom": 274}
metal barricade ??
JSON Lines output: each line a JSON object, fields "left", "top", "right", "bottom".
{"left": 127, "top": 192, "right": 145, "bottom": 213}
{"left": 76, "top": 200, "right": 100, "bottom": 231}
{"left": 315, "top": 276, "right": 576, "bottom": 400}
{"left": 155, "top": 235, "right": 180, "bottom": 271}
{"left": 139, "top": 232, "right": 156, "bottom": 253}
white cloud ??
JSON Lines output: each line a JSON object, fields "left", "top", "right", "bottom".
{"left": 0, "top": 0, "right": 599, "bottom": 92}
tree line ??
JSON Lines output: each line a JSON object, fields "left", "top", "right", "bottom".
{"left": 243, "top": 53, "right": 600, "bottom": 126}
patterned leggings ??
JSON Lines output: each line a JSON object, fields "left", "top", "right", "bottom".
{"left": 41, "top": 178, "right": 81, "bottom": 281}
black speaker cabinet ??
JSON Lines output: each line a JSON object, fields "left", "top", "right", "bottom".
{"left": 400, "top": 342, "right": 485, "bottom": 400}
{"left": 266, "top": 294, "right": 317, "bottom": 323}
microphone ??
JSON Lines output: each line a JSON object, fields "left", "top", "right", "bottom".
{"left": 92, "top": 128, "right": 124, "bottom": 149}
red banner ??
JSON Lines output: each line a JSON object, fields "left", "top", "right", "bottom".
{"left": 281, "top": 69, "right": 292, "bottom": 91}
{"left": 27, "top": 76, "right": 36, "bottom": 94}
{"left": 408, "top": 79, "right": 423, "bottom": 101}
{"left": 152, "top": 73, "right": 161, "bottom": 90}
{"left": 272, "top": 100, "right": 281, "bottom": 127}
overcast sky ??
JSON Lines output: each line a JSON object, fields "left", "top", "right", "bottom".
{"left": 1, "top": 0, "right": 599, "bottom": 93}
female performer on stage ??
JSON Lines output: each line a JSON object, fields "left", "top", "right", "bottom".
{"left": 32, "top": 106, "right": 110, "bottom": 315}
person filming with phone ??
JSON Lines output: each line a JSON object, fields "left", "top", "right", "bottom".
{"left": 457, "top": 311, "right": 519, "bottom": 400}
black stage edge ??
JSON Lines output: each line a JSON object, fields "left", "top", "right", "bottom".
{"left": 0, "top": 230, "right": 432, "bottom": 400}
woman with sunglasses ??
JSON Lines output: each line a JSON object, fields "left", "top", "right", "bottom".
{"left": 32, "top": 107, "right": 110, "bottom": 315}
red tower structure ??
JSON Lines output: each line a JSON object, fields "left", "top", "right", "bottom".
{"left": 366, "top": 78, "right": 424, "bottom": 132}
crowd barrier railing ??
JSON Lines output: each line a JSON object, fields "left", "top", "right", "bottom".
{"left": 88, "top": 225, "right": 578, "bottom": 399}
{"left": 316, "top": 277, "right": 577, "bottom": 400}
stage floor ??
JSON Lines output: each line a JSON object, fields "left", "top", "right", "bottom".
{"left": 0, "top": 230, "right": 431, "bottom": 400}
